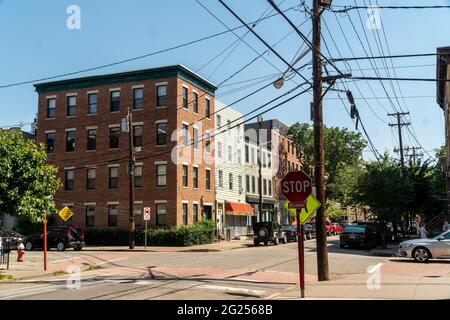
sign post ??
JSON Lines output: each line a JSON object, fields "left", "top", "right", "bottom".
{"left": 43, "top": 210, "right": 47, "bottom": 271}
{"left": 281, "top": 171, "right": 318, "bottom": 299}
{"left": 143, "top": 207, "right": 151, "bottom": 248}
{"left": 296, "top": 209, "right": 305, "bottom": 298}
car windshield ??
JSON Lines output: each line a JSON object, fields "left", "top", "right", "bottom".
{"left": 282, "top": 226, "right": 295, "bottom": 231}
{"left": 344, "top": 226, "right": 366, "bottom": 233}
{"left": 433, "top": 230, "right": 450, "bottom": 240}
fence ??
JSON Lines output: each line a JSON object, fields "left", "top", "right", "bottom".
{"left": 0, "top": 236, "right": 11, "bottom": 269}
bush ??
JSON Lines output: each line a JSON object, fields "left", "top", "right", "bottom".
{"left": 144, "top": 220, "right": 215, "bottom": 246}
{"left": 84, "top": 220, "right": 216, "bottom": 247}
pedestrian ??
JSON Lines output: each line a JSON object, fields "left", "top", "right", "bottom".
{"left": 419, "top": 223, "right": 428, "bottom": 239}
{"left": 443, "top": 220, "right": 450, "bottom": 232}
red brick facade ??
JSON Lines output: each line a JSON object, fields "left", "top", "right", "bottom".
{"left": 35, "top": 65, "right": 216, "bottom": 229}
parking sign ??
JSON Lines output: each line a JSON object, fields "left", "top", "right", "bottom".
{"left": 143, "top": 207, "right": 151, "bottom": 221}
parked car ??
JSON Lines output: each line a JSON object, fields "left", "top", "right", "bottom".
{"left": 398, "top": 230, "right": 450, "bottom": 262}
{"left": 0, "top": 230, "right": 24, "bottom": 251}
{"left": 304, "top": 224, "right": 316, "bottom": 240}
{"left": 325, "top": 224, "right": 334, "bottom": 236}
{"left": 253, "top": 222, "right": 287, "bottom": 246}
{"left": 281, "top": 225, "right": 297, "bottom": 242}
{"left": 24, "top": 226, "right": 85, "bottom": 252}
{"left": 339, "top": 225, "right": 377, "bottom": 249}
{"left": 332, "top": 223, "right": 343, "bottom": 234}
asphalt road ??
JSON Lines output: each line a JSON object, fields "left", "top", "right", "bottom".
{"left": 0, "top": 236, "right": 392, "bottom": 300}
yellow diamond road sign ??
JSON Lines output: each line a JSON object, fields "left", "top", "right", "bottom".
{"left": 58, "top": 206, "right": 74, "bottom": 222}
{"left": 284, "top": 194, "right": 321, "bottom": 225}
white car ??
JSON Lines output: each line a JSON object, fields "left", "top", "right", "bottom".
{"left": 398, "top": 230, "right": 450, "bottom": 262}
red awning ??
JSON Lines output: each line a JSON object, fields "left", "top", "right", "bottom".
{"left": 225, "top": 202, "right": 255, "bottom": 216}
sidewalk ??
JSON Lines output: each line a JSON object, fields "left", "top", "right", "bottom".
{"left": 272, "top": 259, "right": 450, "bottom": 300}
{"left": 82, "top": 239, "right": 253, "bottom": 253}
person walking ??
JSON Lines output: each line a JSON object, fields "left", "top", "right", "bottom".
{"left": 443, "top": 220, "right": 450, "bottom": 232}
{"left": 419, "top": 223, "right": 428, "bottom": 239}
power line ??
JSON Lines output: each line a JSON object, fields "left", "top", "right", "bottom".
{"left": 330, "top": 53, "right": 436, "bottom": 63}
{"left": 330, "top": 5, "right": 450, "bottom": 13}
{"left": 215, "top": 0, "right": 312, "bottom": 85}
{"left": 0, "top": 5, "right": 301, "bottom": 90}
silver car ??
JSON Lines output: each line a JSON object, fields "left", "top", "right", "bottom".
{"left": 398, "top": 230, "right": 450, "bottom": 262}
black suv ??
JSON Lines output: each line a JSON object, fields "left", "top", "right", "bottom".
{"left": 24, "top": 226, "right": 85, "bottom": 252}
{"left": 253, "top": 222, "right": 287, "bottom": 246}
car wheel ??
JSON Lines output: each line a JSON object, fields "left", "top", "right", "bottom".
{"left": 56, "top": 242, "right": 66, "bottom": 252}
{"left": 274, "top": 236, "right": 279, "bottom": 245}
{"left": 282, "top": 235, "right": 287, "bottom": 244}
{"left": 263, "top": 241, "right": 269, "bottom": 246}
{"left": 25, "top": 242, "right": 33, "bottom": 251}
{"left": 413, "top": 247, "right": 431, "bottom": 263}
{"left": 253, "top": 240, "right": 259, "bottom": 246}
{"left": 340, "top": 243, "right": 345, "bottom": 249}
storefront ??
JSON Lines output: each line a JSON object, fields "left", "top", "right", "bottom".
{"left": 224, "top": 202, "right": 254, "bottom": 239}
{"left": 246, "top": 196, "right": 276, "bottom": 223}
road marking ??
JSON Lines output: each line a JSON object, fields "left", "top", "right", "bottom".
{"left": 197, "top": 284, "right": 266, "bottom": 295}
{"left": 368, "top": 263, "right": 383, "bottom": 274}
{"left": 94, "top": 257, "right": 127, "bottom": 266}
{"left": 51, "top": 256, "right": 83, "bottom": 263}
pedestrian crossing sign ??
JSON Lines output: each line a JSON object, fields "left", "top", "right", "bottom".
{"left": 284, "top": 194, "right": 321, "bottom": 224}
{"left": 58, "top": 206, "right": 74, "bottom": 222}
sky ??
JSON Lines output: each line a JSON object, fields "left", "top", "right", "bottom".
{"left": 0, "top": 0, "right": 449, "bottom": 163}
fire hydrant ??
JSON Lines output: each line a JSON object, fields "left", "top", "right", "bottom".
{"left": 17, "top": 243, "right": 25, "bottom": 262}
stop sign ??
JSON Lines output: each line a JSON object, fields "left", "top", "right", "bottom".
{"left": 281, "top": 171, "right": 313, "bottom": 203}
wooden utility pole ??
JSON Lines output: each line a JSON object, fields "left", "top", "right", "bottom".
{"left": 312, "top": 0, "right": 329, "bottom": 281}
{"left": 128, "top": 108, "right": 136, "bottom": 249}
{"left": 404, "top": 146, "right": 423, "bottom": 165}
{"left": 388, "top": 112, "right": 410, "bottom": 169}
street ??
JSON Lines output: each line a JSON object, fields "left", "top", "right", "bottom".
{"left": 1, "top": 236, "right": 449, "bottom": 300}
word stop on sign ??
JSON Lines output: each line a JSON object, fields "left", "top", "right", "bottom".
{"left": 282, "top": 180, "right": 311, "bottom": 193}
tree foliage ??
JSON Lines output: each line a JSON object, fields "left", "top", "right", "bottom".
{"left": 287, "top": 123, "right": 367, "bottom": 200}
{"left": 357, "top": 154, "right": 411, "bottom": 224}
{"left": 0, "top": 129, "right": 61, "bottom": 223}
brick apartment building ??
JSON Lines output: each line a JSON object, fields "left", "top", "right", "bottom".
{"left": 34, "top": 65, "right": 217, "bottom": 229}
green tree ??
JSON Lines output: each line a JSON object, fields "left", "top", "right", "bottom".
{"left": 287, "top": 123, "right": 367, "bottom": 199}
{"left": 0, "top": 129, "right": 61, "bottom": 223}
{"left": 326, "top": 200, "right": 345, "bottom": 221}
{"left": 328, "top": 161, "right": 365, "bottom": 206}
{"left": 357, "top": 154, "right": 412, "bottom": 244}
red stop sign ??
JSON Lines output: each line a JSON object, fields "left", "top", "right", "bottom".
{"left": 281, "top": 171, "right": 313, "bottom": 203}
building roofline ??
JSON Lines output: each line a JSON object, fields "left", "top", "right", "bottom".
{"left": 33, "top": 64, "right": 217, "bottom": 95}
{"left": 437, "top": 47, "right": 450, "bottom": 109}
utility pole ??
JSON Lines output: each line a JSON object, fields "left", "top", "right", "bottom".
{"left": 388, "top": 112, "right": 410, "bottom": 169}
{"left": 404, "top": 146, "right": 424, "bottom": 165}
{"left": 312, "top": 0, "right": 329, "bottom": 281}
{"left": 258, "top": 116, "right": 263, "bottom": 222}
{"left": 128, "top": 108, "right": 136, "bottom": 249}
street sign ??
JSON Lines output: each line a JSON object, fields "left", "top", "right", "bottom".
{"left": 284, "top": 194, "right": 321, "bottom": 224}
{"left": 281, "top": 171, "right": 313, "bottom": 203}
{"left": 58, "top": 206, "right": 74, "bottom": 222}
{"left": 143, "top": 207, "right": 151, "bottom": 221}
{"left": 280, "top": 170, "right": 315, "bottom": 300}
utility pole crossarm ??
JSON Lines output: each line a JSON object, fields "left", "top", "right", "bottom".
{"left": 388, "top": 112, "right": 411, "bottom": 169}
